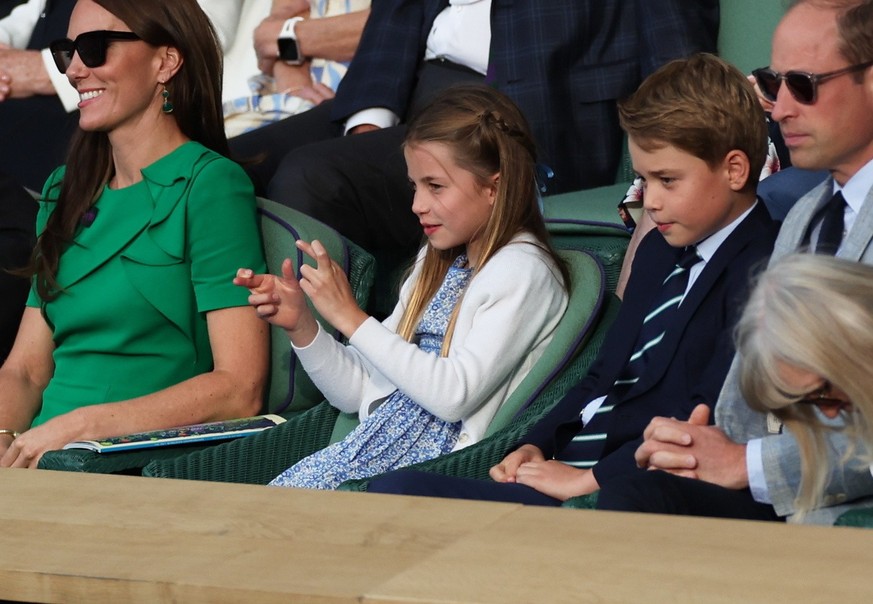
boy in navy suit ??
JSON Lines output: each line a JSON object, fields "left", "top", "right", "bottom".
{"left": 367, "top": 54, "right": 779, "bottom": 509}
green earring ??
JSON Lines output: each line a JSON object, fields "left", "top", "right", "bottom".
{"left": 161, "top": 86, "right": 174, "bottom": 114}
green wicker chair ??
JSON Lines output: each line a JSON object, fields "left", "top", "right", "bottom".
{"left": 544, "top": 188, "right": 632, "bottom": 295}
{"left": 337, "top": 293, "right": 621, "bottom": 492}
{"left": 564, "top": 497, "right": 873, "bottom": 528}
{"left": 562, "top": 493, "right": 599, "bottom": 509}
{"left": 834, "top": 507, "right": 873, "bottom": 528}
{"left": 142, "top": 249, "right": 616, "bottom": 484}
{"left": 38, "top": 197, "right": 376, "bottom": 474}
{"left": 253, "top": 197, "right": 375, "bottom": 415}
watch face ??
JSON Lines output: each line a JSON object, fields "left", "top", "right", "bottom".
{"left": 278, "top": 37, "right": 301, "bottom": 63}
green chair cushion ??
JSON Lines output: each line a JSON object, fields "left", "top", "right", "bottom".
{"left": 562, "top": 492, "right": 599, "bottom": 509}
{"left": 544, "top": 186, "right": 632, "bottom": 294}
{"left": 257, "top": 197, "right": 375, "bottom": 415}
{"left": 834, "top": 507, "right": 873, "bottom": 528}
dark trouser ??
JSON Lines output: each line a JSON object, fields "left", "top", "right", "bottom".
{"left": 0, "top": 170, "right": 38, "bottom": 363}
{"left": 229, "top": 101, "right": 343, "bottom": 197}
{"left": 596, "top": 471, "right": 783, "bottom": 522}
{"left": 228, "top": 61, "right": 484, "bottom": 255}
{"left": 267, "top": 124, "right": 419, "bottom": 254}
{"left": 368, "top": 469, "right": 563, "bottom": 506}
{"left": 0, "top": 95, "right": 79, "bottom": 192}
{"left": 231, "top": 102, "right": 417, "bottom": 253}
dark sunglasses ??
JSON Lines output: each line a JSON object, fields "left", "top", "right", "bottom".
{"left": 752, "top": 60, "right": 873, "bottom": 105}
{"left": 49, "top": 30, "right": 141, "bottom": 74}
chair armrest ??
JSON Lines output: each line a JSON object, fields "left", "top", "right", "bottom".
{"left": 142, "top": 401, "right": 340, "bottom": 483}
{"left": 561, "top": 493, "right": 599, "bottom": 509}
{"left": 834, "top": 507, "right": 873, "bottom": 528}
{"left": 38, "top": 444, "right": 215, "bottom": 475}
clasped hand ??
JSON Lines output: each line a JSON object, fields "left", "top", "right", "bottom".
{"left": 234, "top": 239, "right": 368, "bottom": 345}
{"left": 634, "top": 403, "right": 749, "bottom": 490}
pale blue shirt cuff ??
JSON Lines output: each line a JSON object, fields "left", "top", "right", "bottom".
{"left": 580, "top": 395, "right": 607, "bottom": 426}
{"left": 344, "top": 108, "right": 400, "bottom": 135}
{"left": 746, "top": 438, "right": 772, "bottom": 504}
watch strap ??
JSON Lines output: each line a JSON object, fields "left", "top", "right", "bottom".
{"left": 279, "top": 16, "right": 304, "bottom": 40}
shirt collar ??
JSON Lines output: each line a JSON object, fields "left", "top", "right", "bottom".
{"left": 833, "top": 157, "right": 873, "bottom": 216}
{"left": 693, "top": 201, "right": 758, "bottom": 264}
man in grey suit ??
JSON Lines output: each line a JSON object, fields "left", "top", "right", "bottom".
{"left": 597, "top": 0, "right": 873, "bottom": 524}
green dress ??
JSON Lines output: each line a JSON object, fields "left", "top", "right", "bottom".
{"left": 26, "top": 141, "right": 266, "bottom": 427}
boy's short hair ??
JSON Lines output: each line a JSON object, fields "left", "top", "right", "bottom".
{"left": 618, "top": 53, "right": 767, "bottom": 190}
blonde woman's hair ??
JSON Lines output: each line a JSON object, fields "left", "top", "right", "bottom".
{"left": 396, "top": 85, "right": 568, "bottom": 354}
{"left": 736, "top": 253, "right": 873, "bottom": 515}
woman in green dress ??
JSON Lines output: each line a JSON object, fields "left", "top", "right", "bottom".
{"left": 0, "top": 0, "right": 269, "bottom": 467}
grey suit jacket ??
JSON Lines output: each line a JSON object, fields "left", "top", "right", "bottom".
{"left": 715, "top": 178, "right": 873, "bottom": 524}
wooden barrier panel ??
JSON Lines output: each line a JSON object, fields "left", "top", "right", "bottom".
{"left": 1, "top": 469, "right": 872, "bottom": 602}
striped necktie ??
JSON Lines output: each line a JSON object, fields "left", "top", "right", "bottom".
{"left": 556, "top": 245, "right": 703, "bottom": 468}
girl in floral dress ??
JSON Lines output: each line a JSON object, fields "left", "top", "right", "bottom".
{"left": 236, "top": 85, "right": 571, "bottom": 489}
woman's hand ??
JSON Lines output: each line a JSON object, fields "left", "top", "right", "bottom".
{"left": 234, "top": 258, "right": 319, "bottom": 346}
{"left": 295, "top": 239, "right": 369, "bottom": 339}
{"left": 0, "top": 411, "right": 86, "bottom": 468}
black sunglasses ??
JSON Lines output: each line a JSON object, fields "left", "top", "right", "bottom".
{"left": 752, "top": 60, "right": 873, "bottom": 105}
{"left": 49, "top": 30, "right": 141, "bottom": 74}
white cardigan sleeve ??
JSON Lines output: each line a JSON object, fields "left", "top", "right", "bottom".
{"left": 290, "top": 255, "right": 415, "bottom": 414}
{"left": 293, "top": 236, "right": 567, "bottom": 427}
{"left": 349, "top": 238, "right": 567, "bottom": 422}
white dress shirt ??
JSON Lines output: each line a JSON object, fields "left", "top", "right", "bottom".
{"left": 345, "top": 0, "right": 491, "bottom": 133}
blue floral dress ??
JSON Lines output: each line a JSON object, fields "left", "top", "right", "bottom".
{"left": 270, "top": 256, "right": 473, "bottom": 489}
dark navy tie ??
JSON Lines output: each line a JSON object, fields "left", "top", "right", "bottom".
{"left": 556, "top": 245, "right": 703, "bottom": 468}
{"left": 815, "top": 191, "right": 846, "bottom": 255}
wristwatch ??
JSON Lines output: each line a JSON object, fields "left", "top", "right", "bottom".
{"left": 277, "top": 16, "right": 305, "bottom": 66}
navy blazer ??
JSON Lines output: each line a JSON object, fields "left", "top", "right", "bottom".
{"left": 522, "top": 202, "right": 778, "bottom": 483}
{"left": 331, "top": 0, "right": 719, "bottom": 193}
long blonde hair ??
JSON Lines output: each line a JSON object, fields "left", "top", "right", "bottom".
{"left": 396, "top": 85, "right": 568, "bottom": 354}
{"left": 737, "top": 253, "right": 873, "bottom": 515}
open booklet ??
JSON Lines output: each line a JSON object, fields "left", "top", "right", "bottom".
{"left": 63, "top": 414, "right": 286, "bottom": 453}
